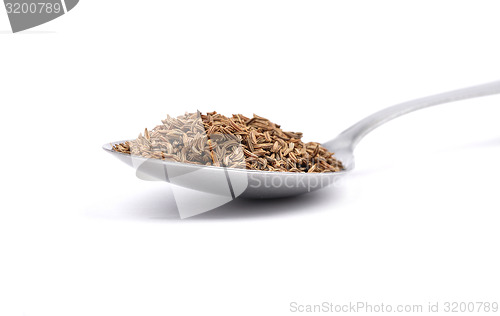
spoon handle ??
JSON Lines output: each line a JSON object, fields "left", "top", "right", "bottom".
{"left": 325, "top": 80, "right": 500, "bottom": 152}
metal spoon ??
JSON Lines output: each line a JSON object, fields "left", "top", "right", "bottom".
{"left": 103, "top": 80, "right": 500, "bottom": 200}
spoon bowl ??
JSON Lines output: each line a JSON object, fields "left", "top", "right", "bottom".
{"left": 102, "top": 141, "right": 353, "bottom": 199}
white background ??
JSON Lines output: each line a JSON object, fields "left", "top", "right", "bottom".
{"left": 1, "top": 1, "right": 499, "bottom": 315}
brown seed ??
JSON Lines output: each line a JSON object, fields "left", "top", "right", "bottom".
{"left": 312, "top": 144, "right": 320, "bottom": 158}
{"left": 271, "top": 141, "right": 280, "bottom": 153}
{"left": 249, "top": 130, "right": 257, "bottom": 144}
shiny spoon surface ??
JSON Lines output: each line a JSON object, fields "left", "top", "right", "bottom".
{"left": 103, "top": 80, "right": 500, "bottom": 199}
